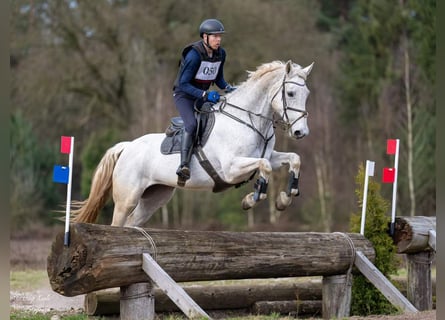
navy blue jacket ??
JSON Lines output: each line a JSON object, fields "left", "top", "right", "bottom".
{"left": 173, "top": 40, "right": 228, "bottom": 99}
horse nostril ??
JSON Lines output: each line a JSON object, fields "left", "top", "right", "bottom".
{"left": 294, "top": 130, "right": 305, "bottom": 139}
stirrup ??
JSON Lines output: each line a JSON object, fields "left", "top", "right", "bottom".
{"left": 176, "top": 165, "right": 190, "bottom": 187}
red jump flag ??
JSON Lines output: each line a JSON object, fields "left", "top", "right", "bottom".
{"left": 382, "top": 167, "right": 395, "bottom": 183}
{"left": 386, "top": 139, "right": 397, "bottom": 155}
{"left": 61, "top": 136, "right": 73, "bottom": 154}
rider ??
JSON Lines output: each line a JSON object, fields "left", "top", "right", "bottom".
{"left": 173, "top": 18, "right": 236, "bottom": 183}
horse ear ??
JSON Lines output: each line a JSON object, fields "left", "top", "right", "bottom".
{"left": 303, "top": 62, "right": 314, "bottom": 76}
{"left": 285, "top": 60, "right": 293, "bottom": 74}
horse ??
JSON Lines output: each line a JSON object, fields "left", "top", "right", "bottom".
{"left": 72, "top": 60, "right": 314, "bottom": 227}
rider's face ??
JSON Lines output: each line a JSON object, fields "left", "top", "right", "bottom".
{"left": 205, "top": 34, "right": 222, "bottom": 50}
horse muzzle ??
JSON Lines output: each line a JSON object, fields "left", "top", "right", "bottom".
{"left": 293, "top": 129, "right": 309, "bottom": 139}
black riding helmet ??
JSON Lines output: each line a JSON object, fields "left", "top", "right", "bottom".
{"left": 199, "top": 19, "right": 225, "bottom": 38}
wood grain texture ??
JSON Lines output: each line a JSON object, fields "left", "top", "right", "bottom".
{"left": 393, "top": 216, "right": 436, "bottom": 253}
{"left": 47, "top": 223, "right": 374, "bottom": 296}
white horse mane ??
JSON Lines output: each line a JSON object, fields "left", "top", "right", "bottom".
{"left": 245, "top": 60, "right": 308, "bottom": 82}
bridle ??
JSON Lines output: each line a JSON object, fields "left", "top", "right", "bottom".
{"left": 197, "top": 73, "right": 309, "bottom": 154}
{"left": 216, "top": 75, "right": 308, "bottom": 133}
{"left": 270, "top": 76, "right": 309, "bottom": 131}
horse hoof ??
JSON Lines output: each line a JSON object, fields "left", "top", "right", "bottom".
{"left": 177, "top": 178, "right": 186, "bottom": 187}
{"left": 241, "top": 193, "right": 256, "bottom": 210}
{"left": 242, "top": 199, "right": 252, "bottom": 210}
{"left": 275, "top": 200, "right": 286, "bottom": 211}
{"left": 276, "top": 191, "right": 291, "bottom": 211}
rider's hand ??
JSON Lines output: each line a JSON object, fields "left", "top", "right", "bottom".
{"left": 225, "top": 85, "right": 237, "bottom": 93}
{"left": 206, "top": 90, "right": 220, "bottom": 103}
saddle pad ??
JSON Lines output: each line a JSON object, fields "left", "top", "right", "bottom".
{"left": 160, "top": 131, "right": 182, "bottom": 154}
{"left": 160, "top": 109, "right": 215, "bottom": 155}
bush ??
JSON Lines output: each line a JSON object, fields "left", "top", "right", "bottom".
{"left": 349, "top": 163, "right": 400, "bottom": 315}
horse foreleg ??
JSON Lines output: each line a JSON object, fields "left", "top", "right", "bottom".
{"left": 270, "top": 151, "right": 301, "bottom": 211}
{"left": 226, "top": 157, "right": 272, "bottom": 210}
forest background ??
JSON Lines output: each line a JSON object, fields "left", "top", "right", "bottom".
{"left": 10, "top": 0, "right": 436, "bottom": 234}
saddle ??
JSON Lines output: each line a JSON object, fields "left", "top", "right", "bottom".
{"left": 160, "top": 102, "right": 235, "bottom": 192}
{"left": 160, "top": 102, "right": 215, "bottom": 155}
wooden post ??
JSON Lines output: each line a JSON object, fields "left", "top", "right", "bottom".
{"left": 407, "top": 251, "right": 434, "bottom": 311}
{"left": 142, "top": 253, "right": 210, "bottom": 319}
{"left": 120, "top": 282, "right": 154, "bottom": 320}
{"left": 354, "top": 251, "right": 417, "bottom": 313}
{"left": 322, "top": 274, "right": 351, "bottom": 319}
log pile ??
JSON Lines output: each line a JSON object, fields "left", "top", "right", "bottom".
{"left": 84, "top": 277, "right": 436, "bottom": 316}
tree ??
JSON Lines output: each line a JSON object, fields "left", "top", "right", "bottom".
{"left": 332, "top": 0, "right": 435, "bottom": 218}
{"left": 349, "top": 163, "right": 399, "bottom": 316}
{"left": 10, "top": 112, "right": 61, "bottom": 231}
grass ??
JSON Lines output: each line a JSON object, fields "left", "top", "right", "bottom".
{"left": 391, "top": 266, "right": 436, "bottom": 281}
{"left": 10, "top": 270, "right": 49, "bottom": 291}
{"left": 10, "top": 310, "right": 89, "bottom": 320}
{"left": 9, "top": 309, "right": 301, "bottom": 320}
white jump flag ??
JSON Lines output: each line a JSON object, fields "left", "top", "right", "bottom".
{"left": 382, "top": 139, "right": 400, "bottom": 236}
{"left": 360, "top": 160, "right": 375, "bottom": 235}
{"left": 53, "top": 136, "right": 74, "bottom": 246}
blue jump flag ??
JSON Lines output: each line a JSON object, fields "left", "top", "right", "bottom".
{"left": 53, "top": 136, "right": 74, "bottom": 246}
{"left": 53, "top": 165, "right": 69, "bottom": 184}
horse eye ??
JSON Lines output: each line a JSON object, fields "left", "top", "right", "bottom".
{"left": 287, "top": 91, "right": 295, "bottom": 97}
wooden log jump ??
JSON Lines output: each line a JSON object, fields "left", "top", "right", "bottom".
{"left": 392, "top": 216, "right": 436, "bottom": 311}
{"left": 47, "top": 223, "right": 375, "bottom": 297}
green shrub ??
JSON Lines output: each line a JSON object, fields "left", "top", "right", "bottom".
{"left": 349, "top": 163, "right": 400, "bottom": 316}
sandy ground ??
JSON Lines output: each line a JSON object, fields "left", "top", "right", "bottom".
{"left": 10, "top": 287, "right": 84, "bottom": 313}
{"left": 10, "top": 238, "right": 436, "bottom": 319}
{"left": 10, "top": 238, "right": 85, "bottom": 314}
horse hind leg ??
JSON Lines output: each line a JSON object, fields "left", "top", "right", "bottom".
{"left": 124, "top": 185, "right": 176, "bottom": 227}
{"left": 111, "top": 196, "right": 139, "bottom": 227}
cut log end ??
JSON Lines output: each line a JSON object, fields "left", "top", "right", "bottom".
{"left": 392, "top": 216, "right": 436, "bottom": 254}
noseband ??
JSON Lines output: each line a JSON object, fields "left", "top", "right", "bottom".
{"left": 271, "top": 77, "right": 309, "bottom": 131}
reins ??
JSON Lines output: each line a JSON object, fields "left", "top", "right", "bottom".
{"left": 219, "top": 98, "right": 276, "bottom": 150}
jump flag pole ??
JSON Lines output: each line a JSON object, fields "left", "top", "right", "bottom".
{"left": 53, "top": 136, "right": 75, "bottom": 246}
{"left": 360, "top": 160, "right": 375, "bottom": 235}
{"left": 382, "top": 139, "right": 400, "bottom": 236}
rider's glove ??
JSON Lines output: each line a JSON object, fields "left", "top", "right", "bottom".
{"left": 205, "top": 90, "right": 220, "bottom": 103}
{"left": 225, "top": 85, "right": 237, "bottom": 93}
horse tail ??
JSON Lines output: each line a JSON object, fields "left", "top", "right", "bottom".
{"left": 72, "top": 142, "right": 128, "bottom": 223}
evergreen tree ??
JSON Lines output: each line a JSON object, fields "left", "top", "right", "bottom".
{"left": 350, "top": 163, "right": 400, "bottom": 315}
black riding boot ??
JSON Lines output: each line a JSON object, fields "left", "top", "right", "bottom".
{"left": 176, "top": 131, "right": 194, "bottom": 184}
